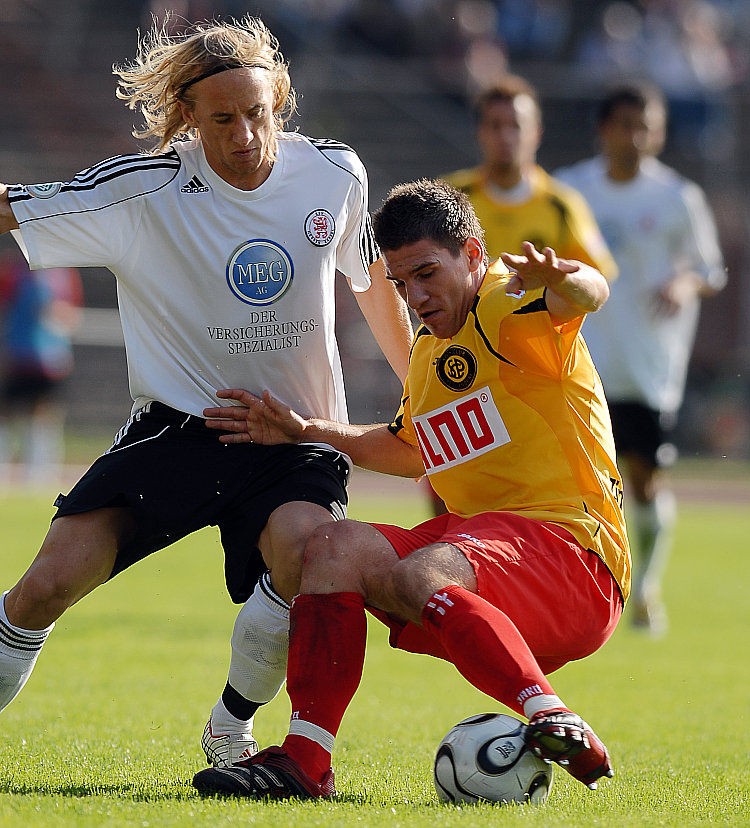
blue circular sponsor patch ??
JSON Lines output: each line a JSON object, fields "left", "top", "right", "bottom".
{"left": 226, "top": 239, "right": 294, "bottom": 306}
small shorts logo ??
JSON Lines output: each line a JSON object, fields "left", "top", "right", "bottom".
{"left": 436, "top": 345, "right": 477, "bottom": 391}
{"left": 304, "top": 209, "right": 335, "bottom": 247}
{"left": 455, "top": 532, "right": 487, "bottom": 548}
{"left": 226, "top": 238, "right": 294, "bottom": 306}
{"left": 26, "top": 182, "right": 62, "bottom": 199}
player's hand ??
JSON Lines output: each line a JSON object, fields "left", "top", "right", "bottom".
{"left": 500, "top": 241, "right": 580, "bottom": 295}
{"left": 0, "top": 183, "right": 20, "bottom": 234}
{"left": 204, "top": 389, "right": 306, "bottom": 444}
{"left": 652, "top": 272, "right": 700, "bottom": 317}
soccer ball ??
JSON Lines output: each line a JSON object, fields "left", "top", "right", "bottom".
{"left": 434, "top": 712, "right": 553, "bottom": 805}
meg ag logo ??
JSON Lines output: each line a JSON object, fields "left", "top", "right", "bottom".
{"left": 226, "top": 239, "right": 294, "bottom": 306}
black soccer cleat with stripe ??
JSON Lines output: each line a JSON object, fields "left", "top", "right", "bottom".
{"left": 525, "top": 711, "right": 614, "bottom": 790}
{"left": 192, "top": 746, "right": 336, "bottom": 800}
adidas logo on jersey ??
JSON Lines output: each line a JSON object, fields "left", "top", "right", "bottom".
{"left": 180, "top": 175, "right": 210, "bottom": 193}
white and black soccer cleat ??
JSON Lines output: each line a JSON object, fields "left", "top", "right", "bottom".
{"left": 201, "top": 718, "right": 259, "bottom": 767}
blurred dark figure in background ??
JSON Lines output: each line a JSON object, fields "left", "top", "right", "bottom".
{"left": 0, "top": 248, "right": 82, "bottom": 483}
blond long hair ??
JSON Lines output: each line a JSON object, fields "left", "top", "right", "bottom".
{"left": 114, "top": 15, "right": 296, "bottom": 158}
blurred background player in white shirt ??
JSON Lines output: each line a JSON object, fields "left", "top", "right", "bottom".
{"left": 555, "top": 83, "right": 726, "bottom": 635}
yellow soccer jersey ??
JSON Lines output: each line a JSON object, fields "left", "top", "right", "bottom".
{"left": 389, "top": 262, "right": 630, "bottom": 601}
{"left": 444, "top": 165, "right": 617, "bottom": 279}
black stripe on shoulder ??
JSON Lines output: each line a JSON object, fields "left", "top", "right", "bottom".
{"left": 512, "top": 296, "right": 548, "bottom": 315}
{"left": 469, "top": 294, "right": 515, "bottom": 366}
{"left": 71, "top": 150, "right": 180, "bottom": 184}
{"left": 65, "top": 151, "right": 181, "bottom": 193}
{"left": 409, "top": 324, "right": 433, "bottom": 359}
{"left": 309, "top": 137, "right": 354, "bottom": 152}
{"left": 9, "top": 151, "right": 181, "bottom": 204}
{"left": 309, "top": 137, "right": 363, "bottom": 183}
{"left": 360, "top": 212, "right": 379, "bottom": 267}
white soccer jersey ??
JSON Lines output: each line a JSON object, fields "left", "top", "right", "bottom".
{"left": 8, "top": 134, "right": 378, "bottom": 421}
{"left": 555, "top": 155, "right": 726, "bottom": 413}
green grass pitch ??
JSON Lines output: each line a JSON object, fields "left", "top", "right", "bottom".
{"left": 0, "top": 471, "right": 748, "bottom": 827}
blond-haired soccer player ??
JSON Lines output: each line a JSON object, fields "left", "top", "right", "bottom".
{"left": 0, "top": 15, "right": 413, "bottom": 764}
{"left": 192, "top": 179, "right": 630, "bottom": 800}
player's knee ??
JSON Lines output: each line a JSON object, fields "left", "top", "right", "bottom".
{"left": 301, "top": 520, "right": 368, "bottom": 582}
{"left": 303, "top": 520, "right": 346, "bottom": 570}
{"left": 264, "top": 502, "right": 334, "bottom": 564}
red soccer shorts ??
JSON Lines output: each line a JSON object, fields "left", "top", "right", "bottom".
{"left": 368, "top": 511, "right": 623, "bottom": 675}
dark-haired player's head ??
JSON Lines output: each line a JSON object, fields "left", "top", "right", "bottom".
{"left": 372, "top": 178, "right": 485, "bottom": 257}
{"left": 373, "top": 179, "right": 487, "bottom": 339}
{"left": 597, "top": 83, "right": 667, "bottom": 162}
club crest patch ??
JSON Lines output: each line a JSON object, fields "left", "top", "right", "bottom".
{"left": 226, "top": 238, "right": 294, "bottom": 306}
{"left": 26, "top": 182, "right": 62, "bottom": 199}
{"left": 304, "top": 209, "right": 335, "bottom": 246}
{"left": 436, "top": 345, "right": 477, "bottom": 391}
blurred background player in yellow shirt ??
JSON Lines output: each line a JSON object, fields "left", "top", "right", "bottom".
{"left": 444, "top": 74, "right": 616, "bottom": 275}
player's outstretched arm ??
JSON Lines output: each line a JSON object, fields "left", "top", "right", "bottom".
{"left": 0, "top": 185, "right": 20, "bottom": 234}
{"left": 500, "top": 241, "right": 609, "bottom": 324}
{"left": 204, "top": 389, "right": 424, "bottom": 477}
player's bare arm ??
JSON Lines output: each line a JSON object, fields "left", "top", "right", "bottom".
{"left": 0, "top": 185, "right": 19, "bottom": 234}
{"left": 354, "top": 258, "right": 413, "bottom": 383}
{"left": 500, "top": 241, "right": 609, "bottom": 324}
{"left": 204, "top": 389, "right": 424, "bottom": 477}
{"left": 654, "top": 269, "right": 718, "bottom": 316}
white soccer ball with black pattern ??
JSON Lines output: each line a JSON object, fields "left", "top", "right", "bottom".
{"left": 434, "top": 712, "right": 553, "bottom": 805}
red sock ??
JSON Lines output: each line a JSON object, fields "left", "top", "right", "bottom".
{"left": 421, "top": 585, "right": 561, "bottom": 717}
{"left": 280, "top": 592, "right": 367, "bottom": 782}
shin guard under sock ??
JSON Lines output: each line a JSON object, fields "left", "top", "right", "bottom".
{"left": 282, "top": 592, "right": 367, "bottom": 781}
{"left": 420, "top": 585, "right": 562, "bottom": 718}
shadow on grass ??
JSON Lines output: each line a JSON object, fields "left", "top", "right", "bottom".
{"left": 0, "top": 781, "right": 446, "bottom": 809}
{"left": 0, "top": 781, "right": 194, "bottom": 801}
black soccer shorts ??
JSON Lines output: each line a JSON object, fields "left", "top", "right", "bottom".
{"left": 608, "top": 401, "right": 677, "bottom": 468}
{"left": 52, "top": 402, "right": 349, "bottom": 602}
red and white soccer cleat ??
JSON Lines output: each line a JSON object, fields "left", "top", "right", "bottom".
{"left": 525, "top": 711, "right": 614, "bottom": 790}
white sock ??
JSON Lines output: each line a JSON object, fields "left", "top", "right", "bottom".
{"left": 0, "top": 590, "right": 55, "bottom": 713}
{"left": 219, "top": 572, "right": 290, "bottom": 727}
{"left": 522, "top": 693, "right": 567, "bottom": 720}
{"left": 630, "top": 490, "right": 676, "bottom": 604}
{"left": 209, "top": 696, "right": 254, "bottom": 735}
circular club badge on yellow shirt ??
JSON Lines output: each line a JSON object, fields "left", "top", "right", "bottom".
{"left": 436, "top": 345, "right": 477, "bottom": 391}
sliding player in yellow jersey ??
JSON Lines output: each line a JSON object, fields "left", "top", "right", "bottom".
{"left": 192, "top": 179, "right": 630, "bottom": 801}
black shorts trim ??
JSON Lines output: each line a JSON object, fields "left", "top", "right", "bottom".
{"left": 53, "top": 402, "right": 349, "bottom": 602}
